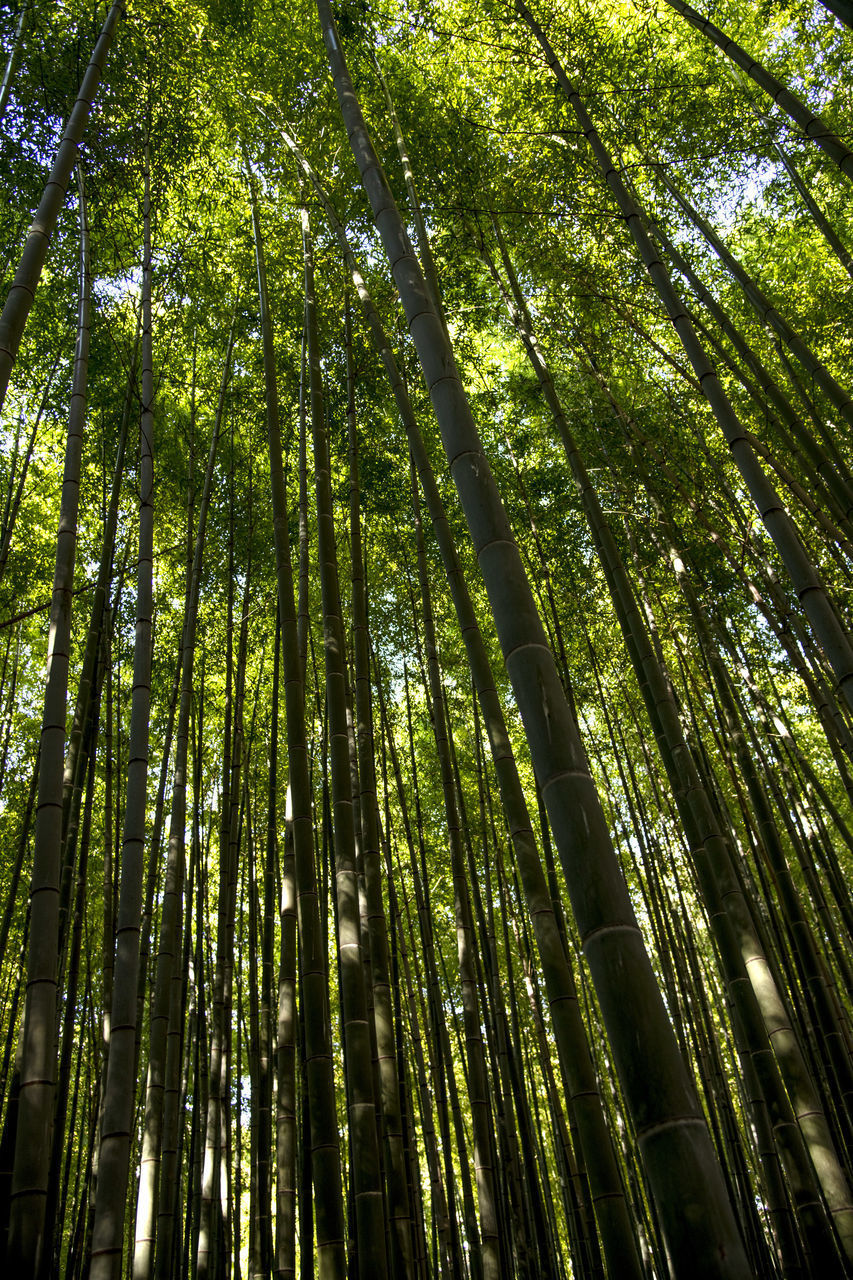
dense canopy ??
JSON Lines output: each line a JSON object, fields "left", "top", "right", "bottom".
{"left": 1, "top": 0, "right": 853, "bottom": 1276}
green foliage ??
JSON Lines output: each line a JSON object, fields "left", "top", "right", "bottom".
{"left": 1, "top": 0, "right": 853, "bottom": 1274}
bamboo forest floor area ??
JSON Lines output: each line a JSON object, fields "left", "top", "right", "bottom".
{"left": 2, "top": 0, "right": 853, "bottom": 1275}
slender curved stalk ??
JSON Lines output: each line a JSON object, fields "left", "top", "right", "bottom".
{"left": 0, "top": 3, "right": 30, "bottom": 126}
{"left": 749, "top": 100, "right": 853, "bottom": 280}
{"left": 0, "top": 1, "right": 123, "bottom": 414}
{"left": 0, "top": 355, "right": 61, "bottom": 584}
{"left": 658, "top": 167, "right": 853, "bottom": 433}
{"left": 640, "top": 209, "right": 853, "bottom": 514}
{"left": 411, "top": 460, "right": 501, "bottom": 1280}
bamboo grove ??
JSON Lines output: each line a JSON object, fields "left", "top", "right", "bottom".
{"left": 0, "top": 0, "right": 852, "bottom": 1274}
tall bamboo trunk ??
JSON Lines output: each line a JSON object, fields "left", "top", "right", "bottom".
{"left": 248, "top": 165, "right": 346, "bottom": 1280}
{"left": 157, "top": 319, "right": 235, "bottom": 1280}
{"left": 197, "top": 568, "right": 250, "bottom": 1280}
{"left": 315, "top": 3, "right": 751, "bottom": 1272}
{"left": 658, "top": 0, "right": 853, "bottom": 177}
{"left": 6, "top": 164, "right": 91, "bottom": 1280}
{"left": 271, "top": 611, "right": 297, "bottom": 1280}
{"left": 301, "top": 202, "right": 388, "bottom": 1280}
{"left": 346, "top": 299, "right": 416, "bottom": 1279}
{"left": 280, "top": 129, "right": 643, "bottom": 1278}
{"left": 410, "top": 461, "right": 501, "bottom": 1279}
{"left": 485, "top": 220, "right": 853, "bottom": 1265}
{"left": 87, "top": 150, "right": 156, "bottom": 1280}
